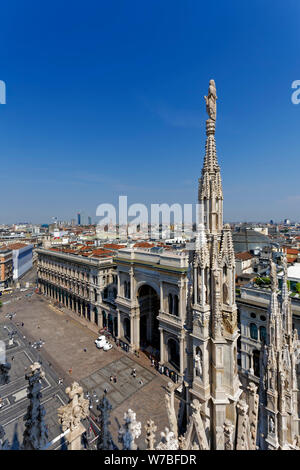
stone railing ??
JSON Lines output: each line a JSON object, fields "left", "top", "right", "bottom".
{"left": 158, "top": 310, "right": 184, "bottom": 327}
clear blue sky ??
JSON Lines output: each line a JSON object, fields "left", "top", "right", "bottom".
{"left": 0, "top": 0, "right": 299, "bottom": 224}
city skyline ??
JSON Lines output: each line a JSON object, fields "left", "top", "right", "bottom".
{"left": 0, "top": 1, "right": 300, "bottom": 224}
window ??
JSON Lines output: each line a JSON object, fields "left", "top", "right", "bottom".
{"left": 173, "top": 295, "right": 179, "bottom": 316}
{"left": 260, "top": 315, "right": 266, "bottom": 322}
{"left": 168, "top": 294, "right": 173, "bottom": 314}
{"left": 250, "top": 323, "right": 258, "bottom": 341}
{"left": 260, "top": 326, "right": 267, "bottom": 342}
{"left": 127, "top": 281, "right": 131, "bottom": 299}
{"left": 250, "top": 313, "right": 256, "bottom": 319}
{"left": 253, "top": 349, "right": 260, "bottom": 377}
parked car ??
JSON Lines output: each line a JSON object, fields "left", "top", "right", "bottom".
{"left": 95, "top": 336, "right": 106, "bottom": 349}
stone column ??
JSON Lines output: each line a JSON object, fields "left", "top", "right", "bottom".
{"left": 249, "top": 351, "right": 254, "bottom": 376}
{"left": 159, "top": 328, "right": 165, "bottom": 364}
{"left": 179, "top": 334, "right": 184, "bottom": 377}
{"left": 116, "top": 309, "right": 120, "bottom": 338}
{"left": 160, "top": 280, "right": 164, "bottom": 311}
{"left": 133, "top": 309, "right": 140, "bottom": 351}
{"left": 130, "top": 313, "right": 135, "bottom": 352}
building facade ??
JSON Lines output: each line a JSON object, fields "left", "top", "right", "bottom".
{"left": 114, "top": 247, "right": 189, "bottom": 377}
{"left": 10, "top": 243, "right": 33, "bottom": 280}
{"left": 0, "top": 248, "right": 13, "bottom": 290}
{"left": 37, "top": 248, "right": 118, "bottom": 333}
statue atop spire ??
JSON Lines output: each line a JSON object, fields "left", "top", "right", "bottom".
{"left": 204, "top": 79, "right": 217, "bottom": 121}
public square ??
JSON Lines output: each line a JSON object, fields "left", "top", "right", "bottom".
{"left": 0, "top": 285, "right": 179, "bottom": 449}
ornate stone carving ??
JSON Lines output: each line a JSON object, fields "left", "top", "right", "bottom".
{"left": 156, "top": 427, "right": 179, "bottom": 450}
{"left": 165, "top": 382, "right": 178, "bottom": 437}
{"left": 0, "top": 425, "right": 10, "bottom": 450}
{"left": 145, "top": 419, "right": 157, "bottom": 450}
{"left": 97, "top": 394, "right": 115, "bottom": 450}
{"left": 0, "top": 362, "right": 11, "bottom": 385}
{"left": 195, "top": 348, "right": 203, "bottom": 378}
{"left": 236, "top": 400, "right": 251, "bottom": 450}
{"left": 58, "top": 382, "right": 89, "bottom": 433}
{"left": 182, "top": 399, "right": 209, "bottom": 450}
{"left": 223, "top": 310, "right": 237, "bottom": 334}
{"left": 118, "top": 409, "right": 141, "bottom": 450}
{"left": 223, "top": 420, "right": 234, "bottom": 450}
{"left": 22, "top": 363, "right": 48, "bottom": 450}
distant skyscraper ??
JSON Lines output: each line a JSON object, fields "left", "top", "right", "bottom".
{"left": 77, "top": 213, "right": 81, "bottom": 225}
{"left": 88, "top": 216, "right": 92, "bottom": 225}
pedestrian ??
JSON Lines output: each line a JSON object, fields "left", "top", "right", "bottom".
{"left": 113, "top": 376, "right": 117, "bottom": 383}
{"left": 21, "top": 322, "right": 24, "bottom": 327}
{"left": 83, "top": 348, "right": 87, "bottom": 352}
{"left": 110, "top": 375, "right": 113, "bottom": 382}
{"left": 11, "top": 356, "right": 14, "bottom": 361}
{"left": 139, "top": 379, "right": 143, "bottom": 386}
{"left": 69, "top": 368, "right": 72, "bottom": 375}
{"left": 104, "top": 388, "right": 108, "bottom": 394}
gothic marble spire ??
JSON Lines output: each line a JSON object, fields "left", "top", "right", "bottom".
{"left": 281, "top": 252, "right": 292, "bottom": 336}
{"left": 22, "top": 363, "right": 48, "bottom": 450}
{"left": 198, "top": 80, "right": 223, "bottom": 233}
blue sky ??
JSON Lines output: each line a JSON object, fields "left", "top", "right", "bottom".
{"left": 0, "top": 0, "right": 299, "bottom": 224}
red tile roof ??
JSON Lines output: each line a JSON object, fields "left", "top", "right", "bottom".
{"left": 286, "top": 248, "right": 299, "bottom": 254}
{"left": 235, "top": 251, "right": 254, "bottom": 261}
{"left": 6, "top": 243, "right": 30, "bottom": 250}
{"left": 103, "top": 244, "right": 127, "bottom": 250}
{"left": 133, "top": 242, "right": 155, "bottom": 248}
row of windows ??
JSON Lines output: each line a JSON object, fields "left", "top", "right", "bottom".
{"left": 250, "top": 312, "right": 266, "bottom": 321}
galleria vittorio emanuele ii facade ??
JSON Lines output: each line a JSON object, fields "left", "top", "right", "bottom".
{"left": 2, "top": 81, "right": 299, "bottom": 451}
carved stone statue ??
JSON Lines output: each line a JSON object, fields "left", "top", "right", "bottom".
{"left": 118, "top": 409, "right": 141, "bottom": 450}
{"left": 204, "top": 79, "right": 217, "bottom": 121}
{"left": 269, "top": 415, "right": 275, "bottom": 434}
{"left": 223, "top": 420, "right": 234, "bottom": 450}
{"left": 195, "top": 348, "right": 203, "bottom": 378}
{"left": 22, "top": 363, "right": 48, "bottom": 450}
{"left": 145, "top": 419, "right": 157, "bottom": 450}
{"left": 156, "top": 427, "right": 179, "bottom": 450}
{"left": 97, "top": 394, "right": 115, "bottom": 450}
{"left": 0, "top": 362, "right": 11, "bottom": 385}
{"left": 165, "top": 382, "right": 178, "bottom": 437}
{"left": 57, "top": 382, "right": 89, "bottom": 450}
{"left": 270, "top": 261, "right": 278, "bottom": 292}
{"left": 0, "top": 425, "right": 10, "bottom": 450}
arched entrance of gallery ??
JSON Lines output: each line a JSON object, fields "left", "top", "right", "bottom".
{"left": 138, "top": 284, "right": 160, "bottom": 353}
